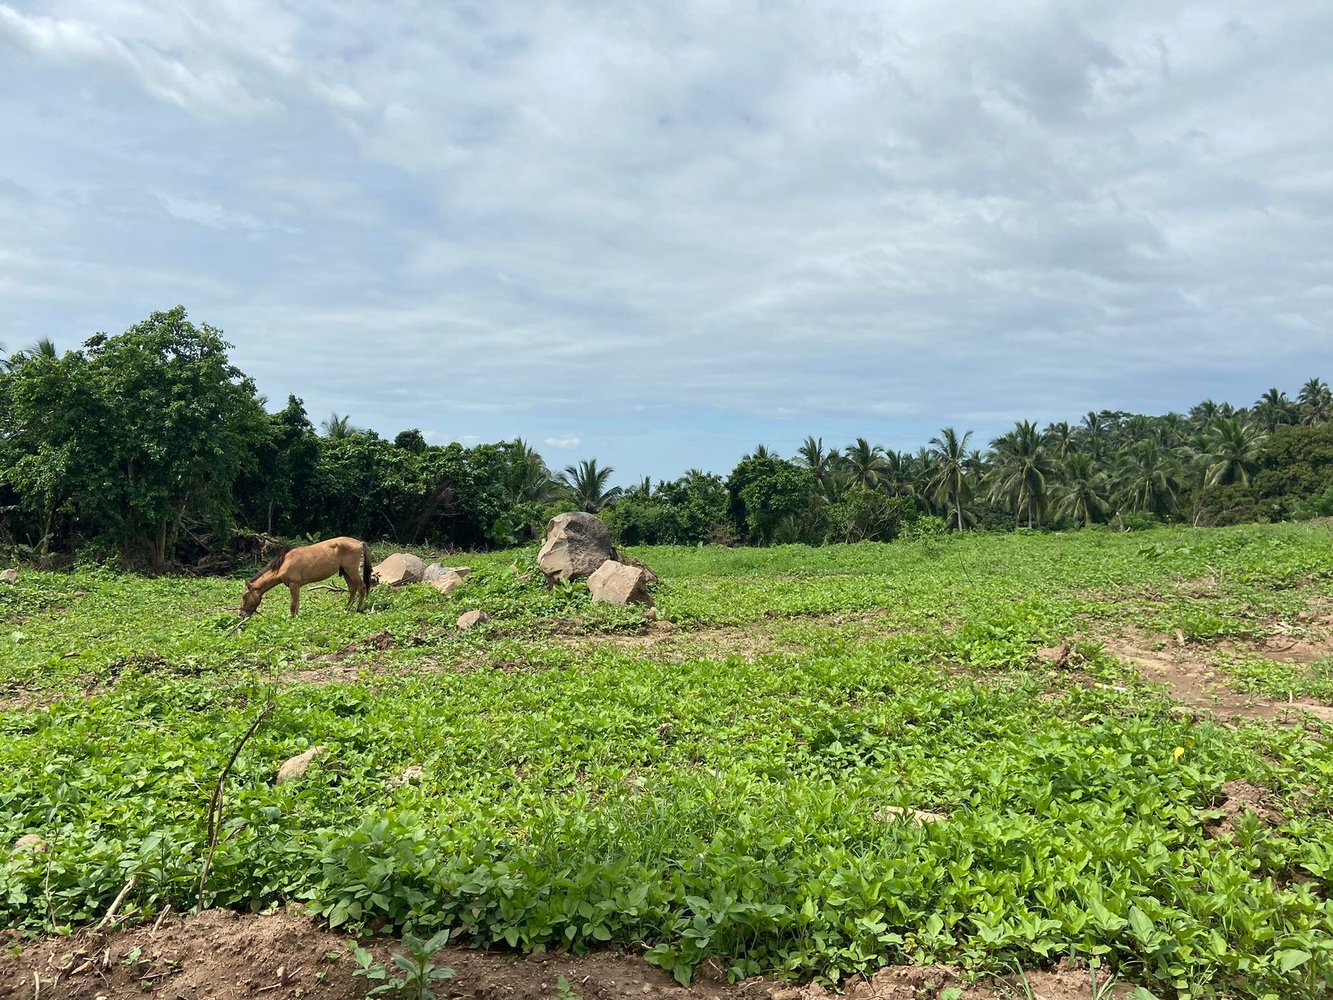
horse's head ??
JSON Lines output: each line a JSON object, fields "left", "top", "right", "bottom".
{"left": 240, "top": 583, "right": 262, "bottom": 617}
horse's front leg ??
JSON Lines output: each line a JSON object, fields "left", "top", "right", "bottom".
{"left": 289, "top": 584, "right": 301, "bottom": 617}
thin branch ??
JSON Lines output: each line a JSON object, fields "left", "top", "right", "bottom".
{"left": 197, "top": 702, "right": 274, "bottom": 912}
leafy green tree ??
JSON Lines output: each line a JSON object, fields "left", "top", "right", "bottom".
{"left": 16, "top": 307, "right": 269, "bottom": 566}
{"left": 656, "top": 469, "right": 729, "bottom": 543}
{"left": 726, "top": 455, "right": 818, "bottom": 545}
{"left": 1252, "top": 424, "right": 1333, "bottom": 515}
{"left": 394, "top": 429, "right": 428, "bottom": 453}
{"left": 0, "top": 345, "right": 101, "bottom": 558}
{"left": 826, "top": 486, "right": 912, "bottom": 543}
{"left": 560, "top": 459, "right": 621, "bottom": 513}
{"left": 235, "top": 395, "right": 321, "bottom": 535}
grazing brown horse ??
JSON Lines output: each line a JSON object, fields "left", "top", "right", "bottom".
{"left": 241, "top": 537, "right": 372, "bottom": 617}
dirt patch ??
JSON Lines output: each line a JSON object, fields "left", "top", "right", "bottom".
{"left": 1205, "top": 779, "right": 1285, "bottom": 838}
{"left": 0, "top": 909, "right": 1137, "bottom": 1000}
{"left": 557, "top": 612, "right": 899, "bottom": 663}
{"left": 774, "top": 959, "right": 1137, "bottom": 1000}
{"left": 1101, "top": 626, "right": 1333, "bottom": 725}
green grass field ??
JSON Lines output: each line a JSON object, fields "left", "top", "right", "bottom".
{"left": 2, "top": 524, "right": 1333, "bottom": 997}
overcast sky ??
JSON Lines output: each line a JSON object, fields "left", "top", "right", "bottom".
{"left": 1, "top": 1, "right": 1329, "bottom": 482}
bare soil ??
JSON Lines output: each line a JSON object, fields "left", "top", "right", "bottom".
{"left": 0, "top": 910, "right": 1134, "bottom": 1000}
{"left": 1099, "top": 622, "right": 1333, "bottom": 725}
{"left": 1205, "top": 779, "right": 1285, "bottom": 838}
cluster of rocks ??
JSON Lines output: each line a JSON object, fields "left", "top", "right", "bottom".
{"left": 537, "top": 512, "right": 656, "bottom": 606}
{"left": 371, "top": 552, "right": 485, "bottom": 629}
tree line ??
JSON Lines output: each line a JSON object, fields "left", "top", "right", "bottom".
{"left": 1, "top": 307, "right": 1330, "bottom": 567}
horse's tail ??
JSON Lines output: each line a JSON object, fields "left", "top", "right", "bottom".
{"left": 361, "top": 541, "right": 373, "bottom": 589}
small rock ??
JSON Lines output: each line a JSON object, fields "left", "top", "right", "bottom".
{"left": 392, "top": 764, "right": 425, "bottom": 787}
{"left": 423, "top": 565, "right": 469, "bottom": 583}
{"left": 1174, "top": 628, "right": 1187, "bottom": 647}
{"left": 10, "top": 834, "right": 46, "bottom": 854}
{"left": 457, "top": 610, "right": 489, "bottom": 631}
{"left": 430, "top": 570, "right": 467, "bottom": 596}
{"left": 0, "top": 569, "right": 17, "bottom": 584}
{"left": 587, "top": 560, "right": 653, "bottom": 607}
{"left": 372, "top": 553, "right": 425, "bottom": 586}
{"left": 1035, "top": 642, "right": 1070, "bottom": 667}
{"left": 643, "top": 608, "right": 658, "bottom": 622}
{"left": 873, "top": 805, "right": 947, "bottom": 826}
{"left": 276, "top": 745, "right": 326, "bottom": 785}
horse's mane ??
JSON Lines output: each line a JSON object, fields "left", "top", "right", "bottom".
{"left": 248, "top": 546, "right": 293, "bottom": 584}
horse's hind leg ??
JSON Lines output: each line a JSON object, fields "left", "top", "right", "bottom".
{"left": 289, "top": 584, "right": 301, "bottom": 617}
{"left": 356, "top": 580, "right": 367, "bottom": 612}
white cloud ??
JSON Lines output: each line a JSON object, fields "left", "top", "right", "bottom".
{"left": 543, "top": 436, "right": 581, "bottom": 450}
{"left": 1, "top": 0, "right": 1330, "bottom": 481}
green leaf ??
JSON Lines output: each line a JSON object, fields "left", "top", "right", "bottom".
{"left": 1277, "top": 949, "right": 1312, "bottom": 973}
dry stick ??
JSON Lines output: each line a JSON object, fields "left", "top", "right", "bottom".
{"left": 150, "top": 902, "right": 173, "bottom": 936}
{"left": 197, "top": 702, "right": 274, "bottom": 912}
{"left": 96, "top": 874, "right": 138, "bottom": 930}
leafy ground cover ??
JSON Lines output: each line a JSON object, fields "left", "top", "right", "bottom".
{"left": 2, "top": 523, "right": 1333, "bottom": 998}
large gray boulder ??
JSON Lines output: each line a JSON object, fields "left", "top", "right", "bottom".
{"left": 588, "top": 559, "right": 654, "bottom": 607}
{"left": 373, "top": 553, "right": 425, "bottom": 586}
{"left": 538, "top": 512, "right": 613, "bottom": 583}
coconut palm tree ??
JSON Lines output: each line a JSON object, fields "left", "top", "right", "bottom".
{"left": 988, "top": 421, "right": 1057, "bottom": 528}
{"left": 1156, "top": 412, "right": 1188, "bottom": 447}
{"left": 321, "top": 412, "right": 362, "bottom": 439}
{"left": 840, "top": 437, "right": 887, "bottom": 489}
{"left": 928, "top": 427, "right": 974, "bottom": 531}
{"left": 1204, "top": 418, "right": 1266, "bottom": 487}
{"left": 913, "top": 447, "right": 942, "bottom": 515}
{"left": 797, "top": 436, "right": 841, "bottom": 493}
{"left": 1115, "top": 440, "right": 1181, "bottom": 517}
{"left": 560, "top": 458, "right": 622, "bottom": 513}
{"left": 1190, "top": 399, "right": 1221, "bottom": 428}
{"left": 1298, "top": 378, "right": 1332, "bottom": 425}
{"left": 1254, "top": 388, "right": 1296, "bottom": 432}
{"left": 1080, "top": 411, "right": 1108, "bottom": 460}
{"left": 1053, "top": 453, "right": 1110, "bottom": 527}
{"left": 878, "top": 450, "right": 915, "bottom": 499}
{"left": 1045, "top": 422, "right": 1077, "bottom": 459}
{"left": 3, "top": 337, "right": 59, "bottom": 370}
{"left": 503, "top": 439, "right": 560, "bottom": 506}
